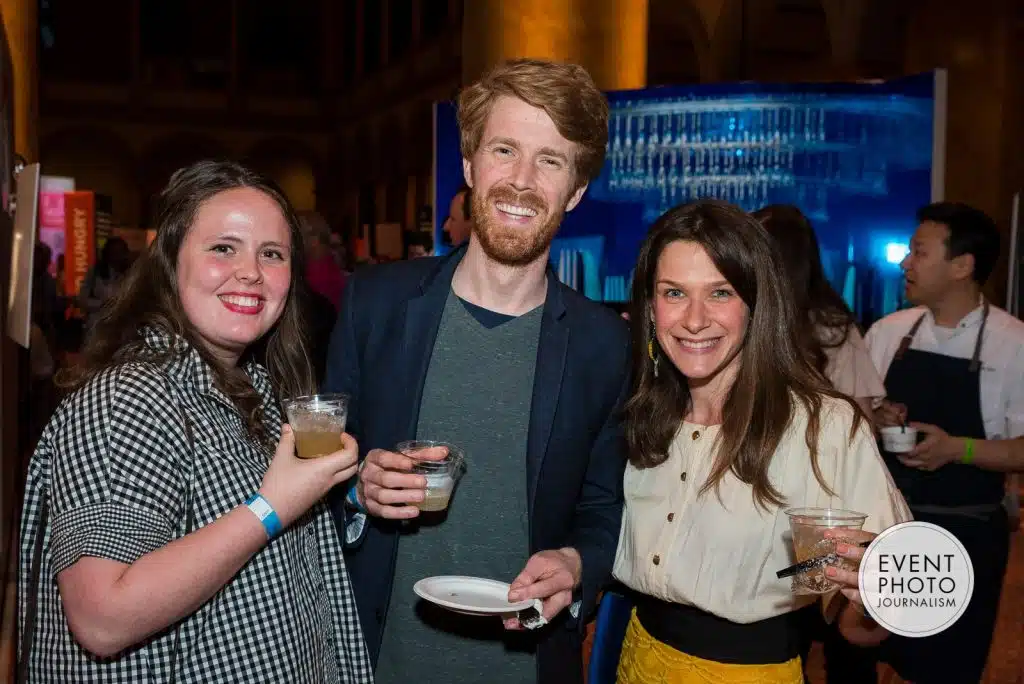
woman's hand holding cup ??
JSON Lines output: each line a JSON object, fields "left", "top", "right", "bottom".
{"left": 823, "top": 528, "right": 891, "bottom": 646}
{"left": 823, "top": 527, "right": 875, "bottom": 606}
{"left": 258, "top": 424, "right": 360, "bottom": 528}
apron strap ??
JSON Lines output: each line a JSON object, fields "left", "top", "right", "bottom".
{"left": 968, "top": 299, "right": 990, "bottom": 373}
{"left": 894, "top": 312, "right": 928, "bottom": 361}
{"left": 894, "top": 300, "right": 989, "bottom": 371}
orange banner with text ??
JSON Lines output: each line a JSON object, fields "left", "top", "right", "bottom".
{"left": 64, "top": 191, "right": 96, "bottom": 298}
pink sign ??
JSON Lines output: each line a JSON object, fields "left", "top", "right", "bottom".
{"left": 40, "top": 191, "right": 66, "bottom": 230}
{"left": 39, "top": 191, "right": 68, "bottom": 275}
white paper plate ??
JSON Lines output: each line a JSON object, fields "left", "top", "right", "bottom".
{"left": 413, "top": 576, "right": 537, "bottom": 615}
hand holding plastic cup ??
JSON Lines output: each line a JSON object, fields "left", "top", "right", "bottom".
{"left": 282, "top": 394, "right": 349, "bottom": 459}
{"left": 784, "top": 507, "right": 867, "bottom": 594}
{"left": 397, "top": 440, "right": 465, "bottom": 512}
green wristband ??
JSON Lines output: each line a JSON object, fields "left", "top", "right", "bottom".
{"left": 961, "top": 437, "right": 975, "bottom": 465}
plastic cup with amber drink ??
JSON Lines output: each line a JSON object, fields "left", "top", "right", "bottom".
{"left": 282, "top": 394, "right": 349, "bottom": 459}
{"left": 784, "top": 507, "right": 867, "bottom": 594}
{"left": 397, "top": 440, "right": 465, "bottom": 512}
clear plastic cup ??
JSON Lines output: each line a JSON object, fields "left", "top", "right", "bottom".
{"left": 283, "top": 394, "right": 349, "bottom": 459}
{"left": 397, "top": 440, "right": 465, "bottom": 512}
{"left": 785, "top": 507, "right": 867, "bottom": 594}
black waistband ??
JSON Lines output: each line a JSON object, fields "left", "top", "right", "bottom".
{"left": 635, "top": 595, "right": 803, "bottom": 665}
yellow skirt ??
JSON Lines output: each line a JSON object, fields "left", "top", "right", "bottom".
{"left": 615, "top": 611, "right": 805, "bottom": 684}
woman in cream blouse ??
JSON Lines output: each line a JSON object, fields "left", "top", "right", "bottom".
{"left": 753, "top": 204, "right": 886, "bottom": 418}
{"left": 612, "top": 200, "right": 911, "bottom": 684}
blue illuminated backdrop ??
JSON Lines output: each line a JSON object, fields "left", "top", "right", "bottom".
{"left": 433, "top": 71, "right": 947, "bottom": 327}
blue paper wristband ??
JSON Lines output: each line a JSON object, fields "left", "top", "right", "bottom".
{"left": 345, "top": 483, "right": 365, "bottom": 513}
{"left": 245, "top": 493, "right": 283, "bottom": 539}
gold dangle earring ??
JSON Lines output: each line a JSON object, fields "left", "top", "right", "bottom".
{"left": 648, "top": 325, "right": 659, "bottom": 378}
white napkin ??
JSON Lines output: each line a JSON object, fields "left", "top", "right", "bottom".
{"left": 520, "top": 599, "right": 548, "bottom": 630}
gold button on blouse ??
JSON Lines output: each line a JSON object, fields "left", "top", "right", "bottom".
{"left": 667, "top": 513, "right": 675, "bottom": 522}
{"left": 691, "top": 430, "right": 700, "bottom": 440}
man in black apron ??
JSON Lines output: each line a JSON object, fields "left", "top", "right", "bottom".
{"left": 823, "top": 201, "right": 1018, "bottom": 684}
{"left": 874, "top": 299, "right": 1010, "bottom": 683}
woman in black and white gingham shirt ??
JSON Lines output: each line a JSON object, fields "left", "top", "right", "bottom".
{"left": 18, "top": 161, "right": 374, "bottom": 683}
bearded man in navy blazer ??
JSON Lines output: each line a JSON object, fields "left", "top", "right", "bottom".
{"left": 324, "top": 58, "right": 631, "bottom": 684}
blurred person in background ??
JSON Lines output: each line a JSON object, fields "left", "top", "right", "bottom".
{"left": 33, "top": 242, "right": 60, "bottom": 338}
{"left": 55, "top": 253, "right": 66, "bottom": 298}
{"left": 305, "top": 282, "right": 339, "bottom": 388}
{"left": 754, "top": 205, "right": 885, "bottom": 419}
{"left": 754, "top": 203, "right": 888, "bottom": 682}
{"left": 295, "top": 205, "right": 343, "bottom": 387}
{"left": 328, "top": 230, "right": 351, "bottom": 273}
{"left": 301, "top": 210, "right": 347, "bottom": 311}
{"left": 850, "top": 201, "right": 1024, "bottom": 684}
{"left": 443, "top": 184, "right": 473, "bottom": 248}
{"left": 78, "top": 236, "right": 132, "bottom": 324}
{"left": 18, "top": 160, "right": 372, "bottom": 683}
{"left": 405, "top": 230, "right": 433, "bottom": 259}
{"left": 29, "top": 242, "right": 59, "bottom": 442}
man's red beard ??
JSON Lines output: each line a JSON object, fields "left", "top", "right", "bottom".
{"left": 471, "top": 186, "right": 564, "bottom": 267}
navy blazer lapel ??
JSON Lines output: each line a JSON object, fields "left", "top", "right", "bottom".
{"left": 526, "top": 273, "right": 569, "bottom": 514}
{"left": 400, "top": 248, "right": 465, "bottom": 437}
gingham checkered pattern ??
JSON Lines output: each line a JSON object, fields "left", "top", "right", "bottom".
{"left": 18, "top": 329, "right": 373, "bottom": 683}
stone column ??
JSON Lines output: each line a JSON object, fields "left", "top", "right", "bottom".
{"left": 0, "top": 0, "right": 39, "bottom": 161}
{"left": 461, "top": 0, "right": 648, "bottom": 91}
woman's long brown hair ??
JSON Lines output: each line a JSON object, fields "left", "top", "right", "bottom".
{"left": 625, "top": 199, "right": 865, "bottom": 509}
{"left": 58, "top": 160, "right": 316, "bottom": 446}
{"left": 753, "top": 204, "right": 859, "bottom": 377}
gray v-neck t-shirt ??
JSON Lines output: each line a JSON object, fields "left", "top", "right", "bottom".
{"left": 375, "top": 291, "right": 544, "bottom": 684}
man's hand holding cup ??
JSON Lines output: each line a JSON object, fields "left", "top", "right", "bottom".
{"left": 356, "top": 445, "right": 449, "bottom": 519}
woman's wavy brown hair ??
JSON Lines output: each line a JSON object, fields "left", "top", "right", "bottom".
{"left": 753, "top": 204, "right": 858, "bottom": 377}
{"left": 58, "top": 160, "right": 316, "bottom": 446}
{"left": 625, "top": 199, "right": 864, "bottom": 509}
